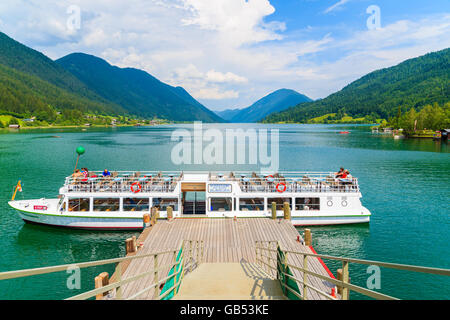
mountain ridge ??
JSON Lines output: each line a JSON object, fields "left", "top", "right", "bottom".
{"left": 219, "top": 89, "right": 312, "bottom": 123}
{"left": 0, "top": 31, "right": 223, "bottom": 123}
{"left": 263, "top": 48, "right": 450, "bottom": 123}
{"left": 56, "top": 53, "right": 224, "bottom": 122}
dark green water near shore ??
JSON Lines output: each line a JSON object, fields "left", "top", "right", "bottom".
{"left": 0, "top": 124, "right": 448, "bottom": 299}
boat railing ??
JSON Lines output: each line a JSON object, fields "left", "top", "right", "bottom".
{"left": 62, "top": 171, "right": 359, "bottom": 194}
{"left": 64, "top": 171, "right": 183, "bottom": 193}
{"left": 236, "top": 177, "right": 359, "bottom": 193}
{"left": 208, "top": 172, "right": 359, "bottom": 193}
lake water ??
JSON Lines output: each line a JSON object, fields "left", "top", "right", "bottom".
{"left": 0, "top": 124, "right": 448, "bottom": 300}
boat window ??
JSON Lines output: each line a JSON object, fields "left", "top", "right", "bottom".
{"left": 295, "top": 198, "right": 320, "bottom": 211}
{"left": 68, "top": 198, "right": 90, "bottom": 212}
{"left": 93, "top": 198, "right": 120, "bottom": 212}
{"left": 153, "top": 198, "right": 178, "bottom": 211}
{"left": 210, "top": 197, "right": 232, "bottom": 212}
{"left": 123, "top": 198, "right": 150, "bottom": 212}
{"left": 267, "top": 198, "right": 292, "bottom": 211}
{"left": 239, "top": 198, "right": 264, "bottom": 211}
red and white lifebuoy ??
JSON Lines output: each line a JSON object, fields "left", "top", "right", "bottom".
{"left": 130, "top": 182, "right": 142, "bottom": 193}
{"left": 276, "top": 182, "right": 287, "bottom": 193}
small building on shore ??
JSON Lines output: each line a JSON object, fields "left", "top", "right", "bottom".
{"left": 441, "top": 129, "right": 449, "bottom": 140}
{"left": 9, "top": 124, "right": 20, "bottom": 128}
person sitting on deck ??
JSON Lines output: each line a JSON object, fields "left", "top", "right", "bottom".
{"left": 102, "top": 169, "right": 111, "bottom": 177}
{"left": 72, "top": 169, "right": 84, "bottom": 185}
{"left": 79, "top": 168, "right": 90, "bottom": 182}
{"left": 72, "top": 169, "right": 83, "bottom": 178}
{"left": 342, "top": 170, "right": 353, "bottom": 181}
{"left": 335, "top": 167, "right": 345, "bottom": 178}
{"left": 81, "top": 168, "right": 89, "bottom": 177}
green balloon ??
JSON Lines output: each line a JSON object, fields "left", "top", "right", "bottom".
{"left": 76, "top": 146, "right": 85, "bottom": 155}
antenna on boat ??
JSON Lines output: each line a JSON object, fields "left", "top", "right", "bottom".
{"left": 74, "top": 146, "right": 85, "bottom": 173}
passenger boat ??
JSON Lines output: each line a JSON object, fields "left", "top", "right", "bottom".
{"left": 8, "top": 171, "right": 371, "bottom": 230}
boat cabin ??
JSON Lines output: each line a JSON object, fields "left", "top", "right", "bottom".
{"left": 60, "top": 171, "right": 361, "bottom": 218}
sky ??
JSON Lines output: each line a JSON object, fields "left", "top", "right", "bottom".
{"left": 0, "top": 0, "right": 449, "bottom": 111}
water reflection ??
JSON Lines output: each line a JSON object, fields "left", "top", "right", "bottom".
{"left": 16, "top": 223, "right": 138, "bottom": 264}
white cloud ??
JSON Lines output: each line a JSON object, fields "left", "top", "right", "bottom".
{"left": 180, "top": 0, "right": 284, "bottom": 46}
{"left": 193, "top": 87, "right": 240, "bottom": 100}
{"left": 324, "top": 0, "right": 350, "bottom": 14}
{"left": 0, "top": 1, "right": 449, "bottom": 110}
{"left": 205, "top": 70, "right": 248, "bottom": 83}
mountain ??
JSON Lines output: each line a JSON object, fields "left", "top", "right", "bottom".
{"left": 215, "top": 108, "right": 243, "bottom": 121}
{"left": 0, "top": 32, "right": 124, "bottom": 117}
{"left": 264, "top": 48, "right": 450, "bottom": 123}
{"left": 221, "top": 89, "right": 312, "bottom": 123}
{"left": 56, "top": 53, "right": 224, "bottom": 122}
{"left": 0, "top": 31, "right": 223, "bottom": 123}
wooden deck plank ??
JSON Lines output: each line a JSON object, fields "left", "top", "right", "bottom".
{"left": 108, "top": 218, "right": 336, "bottom": 300}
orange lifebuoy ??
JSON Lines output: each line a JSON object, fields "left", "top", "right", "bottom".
{"left": 276, "top": 182, "right": 287, "bottom": 193}
{"left": 131, "top": 182, "right": 142, "bottom": 193}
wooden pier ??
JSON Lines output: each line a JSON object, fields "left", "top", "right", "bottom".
{"left": 106, "top": 217, "right": 339, "bottom": 300}
{"left": 2, "top": 215, "right": 449, "bottom": 300}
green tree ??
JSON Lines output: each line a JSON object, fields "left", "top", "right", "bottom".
{"left": 8, "top": 117, "right": 19, "bottom": 125}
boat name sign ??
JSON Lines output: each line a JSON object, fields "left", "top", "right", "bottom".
{"left": 34, "top": 205, "right": 48, "bottom": 210}
{"left": 208, "top": 184, "right": 232, "bottom": 193}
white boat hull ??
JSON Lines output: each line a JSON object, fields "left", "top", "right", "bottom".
{"left": 9, "top": 200, "right": 144, "bottom": 230}
{"left": 290, "top": 215, "right": 370, "bottom": 226}
{"left": 18, "top": 211, "right": 143, "bottom": 230}
{"left": 9, "top": 198, "right": 371, "bottom": 230}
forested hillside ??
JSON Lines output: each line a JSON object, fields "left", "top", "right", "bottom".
{"left": 0, "top": 31, "right": 223, "bottom": 125}
{"left": 56, "top": 53, "right": 223, "bottom": 122}
{"left": 264, "top": 48, "right": 449, "bottom": 123}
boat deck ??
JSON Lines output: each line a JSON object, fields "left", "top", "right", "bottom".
{"left": 109, "top": 218, "right": 338, "bottom": 300}
{"left": 63, "top": 170, "right": 360, "bottom": 194}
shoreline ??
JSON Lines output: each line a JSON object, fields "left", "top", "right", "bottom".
{"left": 0, "top": 123, "right": 169, "bottom": 131}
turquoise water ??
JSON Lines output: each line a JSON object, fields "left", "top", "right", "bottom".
{"left": 0, "top": 124, "right": 448, "bottom": 299}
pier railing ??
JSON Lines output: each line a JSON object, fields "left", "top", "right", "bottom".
{"left": 0, "top": 240, "right": 204, "bottom": 300}
{"left": 255, "top": 240, "right": 450, "bottom": 300}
